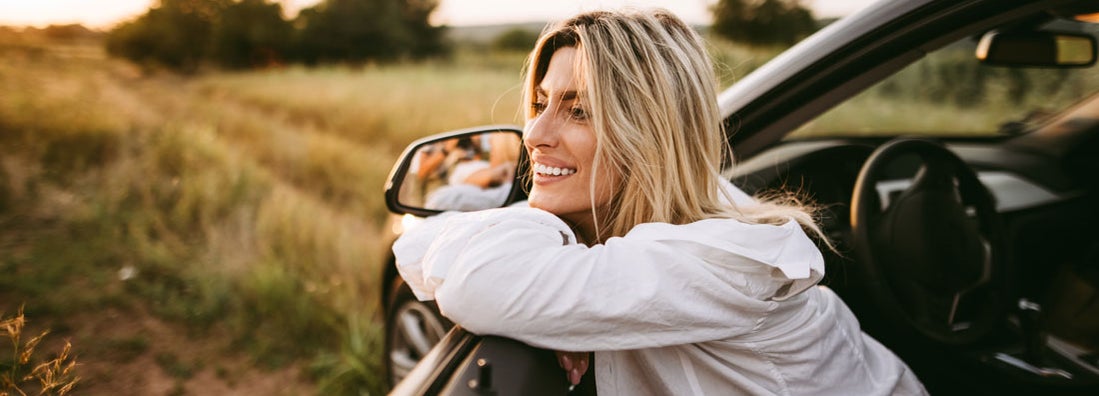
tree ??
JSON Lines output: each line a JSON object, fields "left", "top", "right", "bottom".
{"left": 106, "top": 0, "right": 447, "bottom": 70}
{"left": 106, "top": 0, "right": 230, "bottom": 72}
{"left": 400, "top": 0, "right": 448, "bottom": 58}
{"left": 293, "top": 0, "right": 447, "bottom": 65}
{"left": 711, "top": 0, "right": 817, "bottom": 46}
{"left": 492, "top": 27, "right": 540, "bottom": 52}
{"left": 42, "top": 24, "right": 100, "bottom": 42}
{"left": 210, "top": 0, "right": 293, "bottom": 68}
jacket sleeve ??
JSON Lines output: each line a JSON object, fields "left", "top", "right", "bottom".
{"left": 395, "top": 207, "right": 816, "bottom": 351}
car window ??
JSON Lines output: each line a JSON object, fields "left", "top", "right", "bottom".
{"left": 788, "top": 19, "right": 1099, "bottom": 139}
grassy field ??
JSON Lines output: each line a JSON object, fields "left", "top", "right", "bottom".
{"left": 0, "top": 29, "right": 778, "bottom": 395}
{"left": 0, "top": 35, "right": 531, "bottom": 395}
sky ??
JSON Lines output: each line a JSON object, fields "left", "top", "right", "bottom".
{"left": 0, "top": 0, "right": 880, "bottom": 29}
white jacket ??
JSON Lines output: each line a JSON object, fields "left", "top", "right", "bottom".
{"left": 393, "top": 200, "right": 927, "bottom": 395}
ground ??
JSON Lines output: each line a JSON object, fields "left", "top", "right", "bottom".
{"left": 2, "top": 297, "right": 318, "bottom": 396}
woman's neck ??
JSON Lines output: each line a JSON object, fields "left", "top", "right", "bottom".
{"left": 561, "top": 212, "right": 600, "bottom": 246}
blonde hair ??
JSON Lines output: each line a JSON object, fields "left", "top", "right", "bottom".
{"left": 523, "top": 9, "right": 826, "bottom": 244}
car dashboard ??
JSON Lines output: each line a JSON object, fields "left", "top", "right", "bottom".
{"left": 729, "top": 136, "right": 1099, "bottom": 392}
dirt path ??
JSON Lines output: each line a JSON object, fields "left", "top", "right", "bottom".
{"left": 2, "top": 295, "right": 318, "bottom": 396}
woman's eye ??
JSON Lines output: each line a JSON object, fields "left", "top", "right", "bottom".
{"left": 569, "top": 106, "right": 589, "bottom": 120}
{"left": 531, "top": 102, "right": 547, "bottom": 115}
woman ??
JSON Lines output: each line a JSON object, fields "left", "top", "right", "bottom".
{"left": 394, "top": 8, "right": 927, "bottom": 395}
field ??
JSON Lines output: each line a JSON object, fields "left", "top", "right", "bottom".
{"left": 0, "top": 29, "right": 777, "bottom": 395}
{"left": 0, "top": 36, "right": 531, "bottom": 395}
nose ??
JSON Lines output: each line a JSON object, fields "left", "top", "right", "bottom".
{"left": 523, "top": 112, "right": 558, "bottom": 151}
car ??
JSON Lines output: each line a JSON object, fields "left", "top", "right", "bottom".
{"left": 379, "top": 0, "right": 1099, "bottom": 394}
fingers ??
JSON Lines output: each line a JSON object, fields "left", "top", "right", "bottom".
{"left": 554, "top": 351, "right": 591, "bottom": 386}
{"left": 556, "top": 351, "right": 573, "bottom": 371}
{"left": 574, "top": 352, "right": 590, "bottom": 385}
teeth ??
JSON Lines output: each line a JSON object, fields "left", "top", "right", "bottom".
{"left": 534, "top": 163, "right": 576, "bottom": 176}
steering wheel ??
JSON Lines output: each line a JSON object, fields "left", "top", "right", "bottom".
{"left": 850, "top": 138, "right": 1006, "bottom": 345}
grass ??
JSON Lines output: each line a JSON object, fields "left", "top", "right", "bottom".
{"left": 0, "top": 38, "right": 468, "bottom": 393}
{"left": 705, "top": 36, "right": 785, "bottom": 87}
{"left": 1, "top": 307, "right": 80, "bottom": 396}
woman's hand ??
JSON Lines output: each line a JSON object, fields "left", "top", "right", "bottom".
{"left": 555, "top": 350, "right": 591, "bottom": 386}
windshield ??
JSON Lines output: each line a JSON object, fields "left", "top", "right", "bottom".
{"left": 788, "top": 18, "right": 1099, "bottom": 139}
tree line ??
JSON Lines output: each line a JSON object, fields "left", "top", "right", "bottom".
{"left": 104, "top": 0, "right": 818, "bottom": 72}
{"left": 711, "top": 0, "right": 818, "bottom": 46}
{"left": 106, "top": 0, "right": 446, "bottom": 71}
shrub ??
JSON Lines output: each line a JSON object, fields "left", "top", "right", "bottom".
{"left": 492, "top": 28, "right": 539, "bottom": 52}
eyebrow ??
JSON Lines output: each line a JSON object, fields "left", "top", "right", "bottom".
{"left": 534, "top": 87, "right": 580, "bottom": 102}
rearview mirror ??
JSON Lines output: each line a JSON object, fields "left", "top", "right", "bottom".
{"left": 384, "top": 125, "right": 525, "bottom": 217}
{"left": 976, "top": 30, "right": 1097, "bottom": 67}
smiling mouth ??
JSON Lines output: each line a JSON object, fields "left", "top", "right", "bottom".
{"left": 533, "top": 163, "right": 577, "bottom": 176}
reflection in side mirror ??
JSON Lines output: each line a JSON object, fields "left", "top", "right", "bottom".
{"left": 385, "top": 125, "right": 524, "bottom": 217}
{"left": 976, "top": 30, "right": 1097, "bottom": 68}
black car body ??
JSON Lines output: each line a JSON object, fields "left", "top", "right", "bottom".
{"left": 381, "top": 0, "right": 1099, "bottom": 394}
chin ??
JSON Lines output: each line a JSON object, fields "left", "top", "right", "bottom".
{"left": 527, "top": 197, "right": 573, "bottom": 217}
{"left": 527, "top": 197, "right": 558, "bottom": 214}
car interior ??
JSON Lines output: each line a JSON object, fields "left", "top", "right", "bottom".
{"left": 383, "top": 2, "right": 1099, "bottom": 395}
{"left": 727, "top": 4, "right": 1099, "bottom": 394}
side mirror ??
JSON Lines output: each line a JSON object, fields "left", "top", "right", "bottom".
{"left": 384, "top": 125, "right": 525, "bottom": 217}
{"left": 976, "top": 30, "right": 1097, "bottom": 67}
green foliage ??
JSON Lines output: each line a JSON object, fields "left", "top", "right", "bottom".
{"left": 492, "top": 27, "right": 540, "bottom": 52}
{"left": 40, "top": 128, "right": 121, "bottom": 180}
{"left": 294, "top": 0, "right": 448, "bottom": 65}
{"left": 401, "top": 0, "right": 449, "bottom": 58}
{"left": 711, "top": 0, "right": 817, "bottom": 45}
{"left": 210, "top": 0, "right": 293, "bottom": 69}
{"left": 154, "top": 352, "right": 196, "bottom": 379}
{"left": 105, "top": 0, "right": 449, "bottom": 71}
{"left": 705, "top": 35, "right": 785, "bottom": 87}
{"left": 106, "top": 0, "right": 230, "bottom": 72}
{"left": 310, "top": 314, "right": 385, "bottom": 395}
{"left": 101, "top": 336, "right": 150, "bottom": 363}
{"left": 40, "top": 24, "right": 101, "bottom": 42}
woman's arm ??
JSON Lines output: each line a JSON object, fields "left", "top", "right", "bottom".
{"left": 395, "top": 207, "right": 821, "bottom": 351}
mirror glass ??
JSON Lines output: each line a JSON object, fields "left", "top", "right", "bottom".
{"left": 976, "top": 31, "right": 1097, "bottom": 67}
{"left": 1056, "top": 35, "right": 1096, "bottom": 65}
{"left": 397, "top": 131, "right": 522, "bottom": 212}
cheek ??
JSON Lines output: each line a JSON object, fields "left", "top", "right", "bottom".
{"left": 570, "top": 129, "right": 599, "bottom": 170}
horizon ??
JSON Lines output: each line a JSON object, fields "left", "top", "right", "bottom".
{"left": 0, "top": 0, "right": 878, "bottom": 30}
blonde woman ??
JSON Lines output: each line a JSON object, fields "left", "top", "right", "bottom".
{"left": 394, "top": 8, "right": 926, "bottom": 395}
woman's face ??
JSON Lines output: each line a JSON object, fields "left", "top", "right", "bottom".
{"left": 525, "top": 47, "right": 616, "bottom": 240}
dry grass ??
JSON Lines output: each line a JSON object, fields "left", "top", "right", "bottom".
{"left": 704, "top": 35, "right": 785, "bottom": 88}
{"left": 1, "top": 307, "right": 80, "bottom": 396}
{"left": 0, "top": 38, "right": 532, "bottom": 395}
{"left": 194, "top": 61, "right": 526, "bottom": 151}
